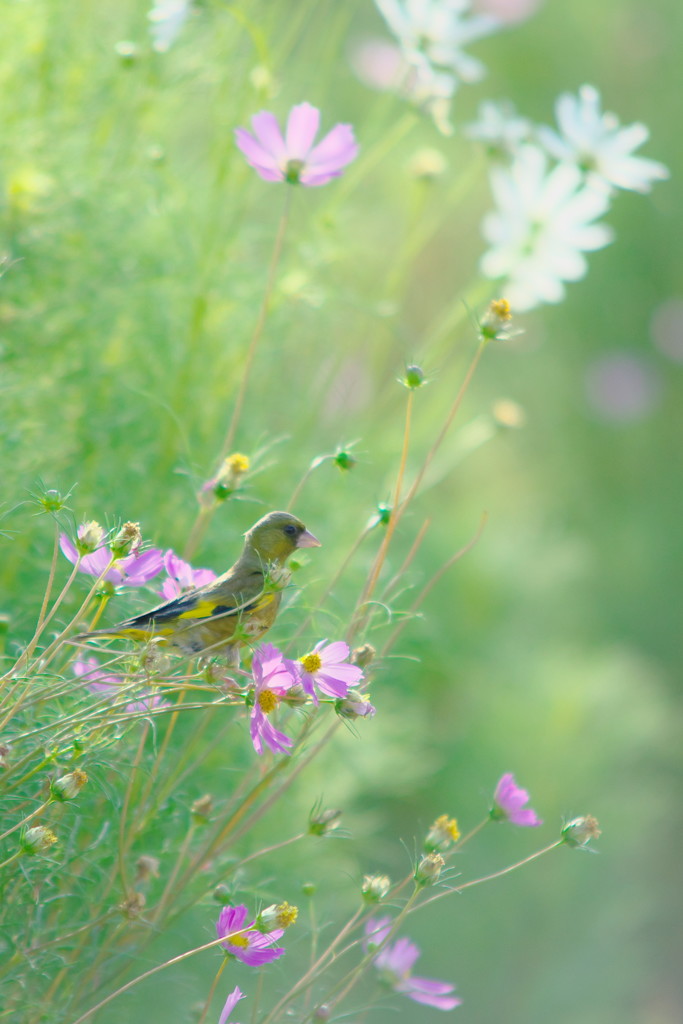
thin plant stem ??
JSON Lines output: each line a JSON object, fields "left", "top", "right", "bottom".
{"left": 183, "top": 188, "right": 292, "bottom": 562}
{"left": 0, "top": 799, "right": 51, "bottom": 843}
{"left": 197, "top": 958, "right": 228, "bottom": 1024}
{"left": 348, "top": 389, "right": 415, "bottom": 643}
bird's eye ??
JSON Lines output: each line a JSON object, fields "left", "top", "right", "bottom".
{"left": 283, "top": 524, "right": 298, "bottom": 537}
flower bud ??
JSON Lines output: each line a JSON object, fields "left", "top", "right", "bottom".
{"left": 424, "top": 814, "right": 460, "bottom": 853}
{"left": 204, "top": 453, "right": 250, "bottom": 502}
{"left": 480, "top": 298, "right": 513, "bottom": 342}
{"left": 414, "top": 852, "right": 445, "bottom": 887}
{"left": 119, "top": 892, "right": 146, "bottom": 918}
{"left": 75, "top": 522, "right": 105, "bottom": 555}
{"left": 313, "top": 1006, "right": 331, "bottom": 1021}
{"left": 361, "top": 874, "right": 391, "bottom": 903}
{"left": 21, "top": 826, "right": 58, "bottom": 855}
{"left": 114, "top": 40, "right": 139, "bottom": 65}
{"left": 308, "top": 808, "right": 342, "bottom": 837}
{"left": 213, "top": 884, "right": 232, "bottom": 904}
{"left": 333, "top": 448, "right": 357, "bottom": 471}
{"left": 38, "top": 488, "right": 67, "bottom": 513}
{"left": 191, "top": 794, "right": 214, "bottom": 824}
{"left": 402, "top": 364, "right": 425, "bottom": 389}
{"left": 561, "top": 815, "right": 601, "bottom": 848}
{"left": 256, "top": 901, "right": 298, "bottom": 932}
{"left": 282, "top": 683, "right": 308, "bottom": 707}
{"left": 409, "top": 147, "right": 448, "bottom": 181}
{"left": 135, "top": 855, "right": 160, "bottom": 884}
{"left": 352, "top": 643, "right": 376, "bottom": 668}
{"left": 50, "top": 769, "right": 88, "bottom": 802}
{"left": 335, "top": 690, "right": 376, "bottom": 720}
{"left": 368, "top": 504, "right": 392, "bottom": 529}
{"left": 301, "top": 881, "right": 316, "bottom": 897}
{"left": 110, "top": 522, "right": 142, "bottom": 557}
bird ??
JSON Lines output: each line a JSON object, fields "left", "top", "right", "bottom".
{"left": 71, "top": 511, "right": 320, "bottom": 658}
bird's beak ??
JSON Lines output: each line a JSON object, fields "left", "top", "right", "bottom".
{"left": 297, "top": 529, "right": 321, "bottom": 548}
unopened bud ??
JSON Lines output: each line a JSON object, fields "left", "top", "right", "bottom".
{"left": 361, "top": 874, "right": 391, "bottom": 903}
{"left": 333, "top": 449, "right": 357, "bottom": 471}
{"left": 424, "top": 814, "right": 460, "bottom": 853}
{"left": 135, "top": 855, "right": 160, "bottom": 884}
{"left": 402, "top": 364, "right": 425, "bottom": 389}
{"left": 369, "top": 504, "right": 392, "bottom": 529}
{"left": 301, "top": 881, "right": 316, "bottom": 897}
{"left": 119, "top": 891, "right": 146, "bottom": 918}
{"left": 352, "top": 643, "right": 375, "bottom": 668}
{"left": 38, "top": 489, "right": 67, "bottom": 513}
{"left": 191, "top": 794, "right": 213, "bottom": 824}
{"left": 313, "top": 1005, "right": 331, "bottom": 1021}
{"left": 21, "top": 826, "right": 58, "bottom": 855}
{"left": 335, "top": 690, "right": 376, "bottom": 720}
{"left": 51, "top": 769, "right": 88, "bottom": 802}
{"left": 75, "top": 522, "right": 105, "bottom": 555}
{"left": 561, "top": 815, "right": 601, "bottom": 848}
{"left": 414, "top": 852, "right": 445, "bottom": 887}
{"left": 110, "top": 522, "right": 142, "bottom": 557}
{"left": 213, "top": 884, "right": 231, "bottom": 904}
{"left": 308, "top": 808, "right": 342, "bottom": 837}
{"left": 114, "top": 40, "right": 139, "bottom": 65}
{"left": 282, "top": 683, "right": 308, "bottom": 707}
{"left": 480, "top": 298, "right": 513, "bottom": 342}
{"left": 256, "top": 901, "right": 298, "bottom": 932}
{"left": 409, "top": 147, "right": 448, "bottom": 181}
{"left": 204, "top": 453, "right": 250, "bottom": 502}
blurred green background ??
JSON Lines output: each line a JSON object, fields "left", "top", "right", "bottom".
{"left": 1, "top": 0, "right": 681, "bottom": 1021}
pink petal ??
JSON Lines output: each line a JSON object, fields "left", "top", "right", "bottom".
{"left": 234, "top": 128, "right": 284, "bottom": 179}
{"left": 59, "top": 534, "right": 79, "bottom": 566}
{"left": 319, "top": 640, "right": 350, "bottom": 663}
{"left": 285, "top": 102, "right": 320, "bottom": 159}
{"left": 250, "top": 111, "right": 287, "bottom": 162}
{"left": 302, "top": 124, "right": 358, "bottom": 177}
{"left": 218, "top": 986, "right": 245, "bottom": 1024}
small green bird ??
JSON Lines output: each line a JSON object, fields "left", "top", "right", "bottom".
{"left": 72, "top": 511, "right": 320, "bottom": 658}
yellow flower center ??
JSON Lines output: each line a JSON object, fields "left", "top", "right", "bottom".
{"left": 490, "top": 298, "right": 511, "bottom": 320}
{"left": 226, "top": 453, "right": 250, "bottom": 474}
{"left": 300, "top": 652, "right": 322, "bottom": 674}
{"left": 276, "top": 901, "right": 299, "bottom": 928}
{"left": 227, "top": 933, "right": 249, "bottom": 948}
{"left": 434, "top": 814, "right": 460, "bottom": 841}
{"left": 258, "top": 689, "right": 279, "bottom": 714}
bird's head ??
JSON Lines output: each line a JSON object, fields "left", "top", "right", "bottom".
{"left": 243, "top": 511, "right": 320, "bottom": 566}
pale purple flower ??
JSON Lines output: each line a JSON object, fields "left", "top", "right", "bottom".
{"left": 235, "top": 103, "right": 358, "bottom": 186}
{"left": 218, "top": 985, "right": 245, "bottom": 1024}
{"left": 60, "top": 531, "right": 163, "bottom": 587}
{"left": 73, "top": 658, "right": 166, "bottom": 713}
{"left": 250, "top": 644, "right": 299, "bottom": 755}
{"left": 491, "top": 772, "right": 542, "bottom": 826}
{"left": 537, "top": 85, "right": 669, "bottom": 194}
{"left": 297, "top": 640, "right": 363, "bottom": 704}
{"left": 366, "top": 918, "right": 461, "bottom": 1011}
{"left": 216, "top": 904, "right": 285, "bottom": 966}
{"left": 160, "top": 549, "right": 216, "bottom": 601}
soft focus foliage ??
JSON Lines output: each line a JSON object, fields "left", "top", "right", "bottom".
{"left": 0, "top": 1, "right": 680, "bottom": 1022}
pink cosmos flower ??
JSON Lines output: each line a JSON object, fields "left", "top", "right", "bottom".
{"left": 73, "top": 658, "right": 166, "bottom": 713}
{"left": 218, "top": 985, "right": 245, "bottom": 1024}
{"left": 250, "top": 644, "right": 299, "bottom": 755}
{"left": 365, "top": 918, "right": 461, "bottom": 1011}
{"left": 60, "top": 529, "right": 163, "bottom": 587}
{"left": 491, "top": 772, "right": 542, "bottom": 827}
{"left": 235, "top": 102, "right": 358, "bottom": 186}
{"left": 297, "top": 640, "right": 363, "bottom": 704}
{"left": 216, "top": 904, "right": 285, "bottom": 966}
{"left": 160, "top": 549, "right": 216, "bottom": 601}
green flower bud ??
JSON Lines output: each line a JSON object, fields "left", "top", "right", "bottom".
{"left": 414, "top": 852, "right": 445, "bottom": 887}
{"left": 561, "top": 815, "right": 601, "bottom": 848}
{"left": 361, "top": 874, "right": 391, "bottom": 903}
{"left": 51, "top": 769, "right": 88, "bottom": 802}
{"left": 21, "top": 826, "right": 58, "bottom": 855}
{"left": 402, "top": 364, "right": 425, "bottom": 389}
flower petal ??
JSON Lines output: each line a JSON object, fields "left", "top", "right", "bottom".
{"left": 302, "top": 124, "right": 358, "bottom": 177}
{"left": 285, "top": 102, "right": 320, "bottom": 159}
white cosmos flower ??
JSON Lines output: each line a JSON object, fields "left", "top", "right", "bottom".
{"left": 537, "top": 84, "right": 669, "bottom": 194}
{"left": 375, "top": 0, "right": 499, "bottom": 84}
{"left": 480, "top": 145, "right": 614, "bottom": 312}
{"left": 466, "top": 100, "right": 533, "bottom": 159}
{"left": 148, "top": 0, "right": 192, "bottom": 53}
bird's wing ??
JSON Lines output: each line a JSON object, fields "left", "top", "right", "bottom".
{"left": 119, "top": 567, "right": 268, "bottom": 631}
